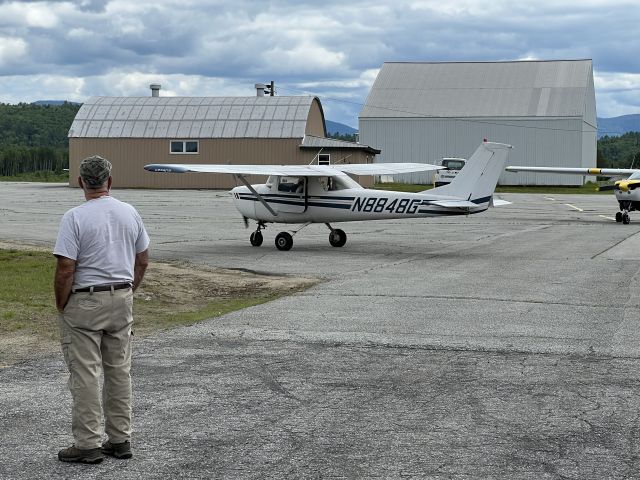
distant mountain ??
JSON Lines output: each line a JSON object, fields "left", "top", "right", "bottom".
{"left": 597, "top": 114, "right": 640, "bottom": 138}
{"left": 326, "top": 120, "right": 357, "bottom": 136}
{"left": 32, "top": 100, "right": 81, "bottom": 106}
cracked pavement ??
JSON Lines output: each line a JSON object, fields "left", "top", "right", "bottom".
{"left": 1, "top": 182, "right": 640, "bottom": 479}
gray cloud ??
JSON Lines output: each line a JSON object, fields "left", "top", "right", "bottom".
{"left": 0, "top": 0, "right": 639, "bottom": 125}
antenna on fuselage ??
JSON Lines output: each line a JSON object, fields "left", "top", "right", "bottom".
{"left": 309, "top": 147, "right": 325, "bottom": 165}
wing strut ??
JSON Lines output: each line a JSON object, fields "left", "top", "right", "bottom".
{"left": 236, "top": 174, "right": 278, "bottom": 217}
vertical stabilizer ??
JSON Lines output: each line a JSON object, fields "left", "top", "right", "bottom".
{"left": 428, "top": 141, "right": 512, "bottom": 201}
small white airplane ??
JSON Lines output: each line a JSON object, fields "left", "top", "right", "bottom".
{"left": 145, "top": 141, "right": 512, "bottom": 250}
{"left": 505, "top": 166, "right": 640, "bottom": 224}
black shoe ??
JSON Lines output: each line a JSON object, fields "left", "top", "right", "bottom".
{"left": 102, "top": 440, "right": 133, "bottom": 459}
{"left": 58, "top": 445, "right": 104, "bottom": 464}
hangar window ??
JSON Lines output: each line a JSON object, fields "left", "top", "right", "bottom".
{"left": 170, "top": 140, "right": 199, "bottom": 154}
{"left": 318, "top": 154, "right": 330, "bottom": 165}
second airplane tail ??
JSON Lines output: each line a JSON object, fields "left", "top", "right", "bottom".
{"left": 428, "top": 141, "right": 512, "bottom": 202}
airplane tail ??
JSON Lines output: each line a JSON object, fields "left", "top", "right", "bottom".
{"left": 427, "top": 141, "right": 512, "bottom": 202}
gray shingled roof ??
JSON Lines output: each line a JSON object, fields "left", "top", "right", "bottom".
{"left": 360, "top": 60, "right": 593, "bottom": 118}
{"left": 300, "top": 135, "right": 380, "bottom": 154}
{"left": 69, "top": 96, "right": 318, "bottom": 138}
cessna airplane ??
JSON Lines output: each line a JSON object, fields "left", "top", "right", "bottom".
{"left": 505, "top": 166, "right": 640, "bottom": 224}
{"left": 145, "top": 141, "right": 512, "bottom": 250}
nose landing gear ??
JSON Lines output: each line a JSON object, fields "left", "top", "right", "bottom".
{"left": 250, "top": 221, "right": 266, "bottom": 246}
{"left": 617, "top": 202, "right": 632, "bottom": 224}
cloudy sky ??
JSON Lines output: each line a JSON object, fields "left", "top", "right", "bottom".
{"left": 0, "top": 0, "right": 639, "bottom": 127}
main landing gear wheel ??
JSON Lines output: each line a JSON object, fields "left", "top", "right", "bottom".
{"left": 250, "top": 231, "right": 263, "bottom": 246}
{"left": 328, "top": 228, "right": 347, "bottom": 248}
{"left": 275, "top": 232, "right": 293, "bottom": 251}
{"left": 616, "top": 211, "right": 623, "bottom": 223}
{"left": 623, "top": 213, "right": 631, "bottom": 224}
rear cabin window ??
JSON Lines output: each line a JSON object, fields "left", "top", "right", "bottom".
{"left": 170, "top": 140, "right": 199, "bottom": 154}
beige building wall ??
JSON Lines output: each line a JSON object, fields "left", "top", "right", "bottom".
{"left": 70, "top": 138, "right": 374, "bottom": 189}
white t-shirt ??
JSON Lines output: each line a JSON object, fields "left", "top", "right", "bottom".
{"left": 54, "top": 196, "right": 150, "bottom": 289}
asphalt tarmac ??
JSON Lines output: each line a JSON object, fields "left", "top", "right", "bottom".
{"left": 1, "top": 182, "right": 640, "bottom": 479}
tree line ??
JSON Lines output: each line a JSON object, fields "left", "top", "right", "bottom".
{"left": 597, "top": 132, "right": 640, "bottom": 169}
{"left": 0, "top": 102, "right": 80, "bottom": 176}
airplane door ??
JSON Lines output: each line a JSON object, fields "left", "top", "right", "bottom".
{"left": 275, "top": 176, "right": 307, "bottom": 213}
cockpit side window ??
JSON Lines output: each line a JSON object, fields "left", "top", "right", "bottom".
{"left": 278, "top": 176, "right": 304, "bottom": 193}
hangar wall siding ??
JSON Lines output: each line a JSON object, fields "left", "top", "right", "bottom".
{"left": 69, "top": 138, "right": 373, "bottom": 189}
{"left": 359, "top": 117, "right": 594, "bottom": 186}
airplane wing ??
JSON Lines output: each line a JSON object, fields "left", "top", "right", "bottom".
{"left": 505, "top": 166, "right": 639, "bottom": 176}
{"left": 332, "top": 163, "right": 442, "bottom": 175}
{"left": 144, "top": 163, "right": 442, "bottom": 177}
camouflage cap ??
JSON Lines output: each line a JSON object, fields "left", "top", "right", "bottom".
{"left": 79, "top": 155, "right": 112, "bottom": 187}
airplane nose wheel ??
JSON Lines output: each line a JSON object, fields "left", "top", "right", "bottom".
{"left": 250, "top": 231, "right": 263, "bottom": 246}
{"left": 328, "top": 228, "right": 347, "bottom": 247}
{"left": 275, "top": 232, "right": 293, "bottom": 251}
{"left": 250, "top": 221, "right": 266, "bottom": 246}
{"left": 617, "top": 207, "right": 631, "bottom": 224}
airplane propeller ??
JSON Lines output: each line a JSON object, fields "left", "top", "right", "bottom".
{"left": 598, "top": 184, "right": 616, "bottom": 191}
{"left": 242, "top": 215, "right": 249, "bottom": 228}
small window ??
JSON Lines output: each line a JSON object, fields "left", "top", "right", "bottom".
{"left": 318, "top": 154, "right": 330, "bottom": 165}
{"left": 170, "top": 140, "right": 199, "bottom": 154}
{"left": 278, "top": 176, "right": 304, "bottom": 193}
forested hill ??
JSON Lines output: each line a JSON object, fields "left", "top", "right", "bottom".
{"left": 597, "top": 132, "right": 640, "bottom": 168}
{"left": 0, "top": 102, "right": 80, "bottom": 176}
{"left": 0, "top": 102, "right": 80, "bottom": 148}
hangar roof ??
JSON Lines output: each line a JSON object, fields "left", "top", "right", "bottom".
{"left": 360, "top": 59, "right": 594, "bottom": 119}
{"left": 301, "top": 135, "right": 381, "bottom": 154}
{"left": 69, "top": 95, "right": 322, "bottom": 139}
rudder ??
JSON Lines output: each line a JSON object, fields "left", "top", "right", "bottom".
{"left": 429, "top": 141, "right": 512, "bottom": 201}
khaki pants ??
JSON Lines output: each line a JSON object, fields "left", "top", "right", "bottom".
{"left": 58, "top": 288, "right": 134, "bottom": 449}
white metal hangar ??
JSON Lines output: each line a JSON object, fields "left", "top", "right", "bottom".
{"left": 359, "top": 60, "right": 597, "bottom": 185}
{"left": 68, "top": 87, "right": 379, "bottom": 189}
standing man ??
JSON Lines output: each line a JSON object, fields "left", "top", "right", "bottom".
{"left": 54, "top": 155, "right": 149, "bottom": 464}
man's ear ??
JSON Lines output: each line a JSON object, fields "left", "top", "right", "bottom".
{"left": 78, "top": 177, "right": 84, "bottom": 189}
{"left": 107, "top": 176, "right": 113, "bottom": 190}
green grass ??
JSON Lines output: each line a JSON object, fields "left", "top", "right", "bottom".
{"left": 0, "top": 250, "right": 57, "bottom": 336}
{"left": 0, "top": 248, "right": 313, "bottom": 349}
{"left": 374, "top": 181, "right": 610, "bottom": 194}
{"left": 133, "top": 294, "right": 283, "bottom": 335}
{"left": 0, "top": 171, "right": 69, "bottom": 182}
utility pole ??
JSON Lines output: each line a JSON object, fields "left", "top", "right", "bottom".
{"left": 264, "top": 81, "right": 275, "bottom": 96}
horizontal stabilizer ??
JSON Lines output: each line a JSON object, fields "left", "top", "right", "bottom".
{"left": 429, "top": 200, "right": 478, "bottom": 208}
{"left": 491, "top": 199, "right": 512, "bottom": 206}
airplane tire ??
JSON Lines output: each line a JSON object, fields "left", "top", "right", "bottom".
{"left": 616, "top": 212, "right": 623, "bottom": 223}
{"left": 623, "top": 213, "right": 631, "bottom": 225}
{"left": 275, "top": 232, "right": 293, "bottom": 251}
{"left": 250, "top": 231, "right": 263, "bottom": 247}
{"left": 329, "top": 229, "right": 347, "bottom": 247}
